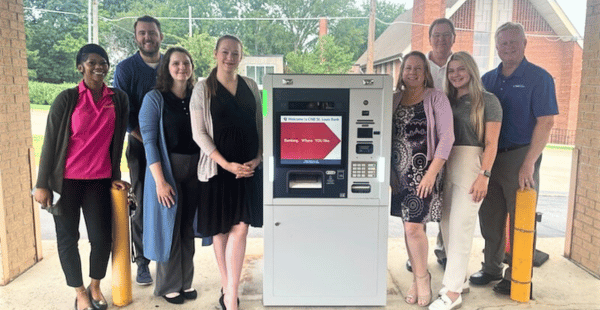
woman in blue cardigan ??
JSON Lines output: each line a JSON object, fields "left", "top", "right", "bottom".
{"left": 139, "top": 47, "right": 202, "bottom": 304}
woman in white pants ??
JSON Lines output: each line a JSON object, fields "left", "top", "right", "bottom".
{"left": 429, "top": 51, "right": 502, "bottom": 310}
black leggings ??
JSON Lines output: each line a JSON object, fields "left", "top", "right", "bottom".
{"left": 53, "top": 179, "right": 112, "bottom": 287}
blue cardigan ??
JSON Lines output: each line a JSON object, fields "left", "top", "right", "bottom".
{"left": 139, "top": 89, "right": 210, "bottom": 262}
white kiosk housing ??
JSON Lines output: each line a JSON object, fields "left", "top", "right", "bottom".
{"left": 262, "top": 74, "right": 393, "bottom": 306}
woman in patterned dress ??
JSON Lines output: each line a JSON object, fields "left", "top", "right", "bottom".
{"left": 391, "top": 51, "right": 454, "bottom": 307}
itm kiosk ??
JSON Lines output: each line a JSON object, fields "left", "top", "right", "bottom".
{"left": 262, "top": 74, "right": 392, "bottom": 306}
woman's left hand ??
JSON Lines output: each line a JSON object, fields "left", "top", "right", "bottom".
{"left": 469, "top": 175, "right": 489, "bottom": 203}
{"left": 243, "top": 157, "right": 261, "bottom": 172}
{"left": 112, "top": 180, "right": 131, "bottom": 191}
{"left": 416, "top": 171, "right": 436, "bottom": 199}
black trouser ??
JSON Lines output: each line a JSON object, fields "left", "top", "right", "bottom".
{"left": 127, "top": 136, "right": 148, "bottom": 265}
{"left": 154, "top": 153, "right": 199, "bottom": 296}
{"left": 54, "top": 179, "right": 112, "bottom": 287}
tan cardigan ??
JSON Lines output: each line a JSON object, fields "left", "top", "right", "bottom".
{"left": 189, "top": 76, "right": 263, "bottom": 181}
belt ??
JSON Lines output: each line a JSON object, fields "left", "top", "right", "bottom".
{"left": 497, "top": 144, "right": 529, "bottom": 154}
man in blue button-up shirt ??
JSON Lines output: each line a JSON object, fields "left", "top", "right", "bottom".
{"left": 468, "top": 22, "right": 558, "bottom": 296}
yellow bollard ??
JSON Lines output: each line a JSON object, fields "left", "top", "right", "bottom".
{"left": 111, "top": 187, "right": 133, "bottom": 306}
{"left": 510, "top": 188, "right": 537, "bottom": 302}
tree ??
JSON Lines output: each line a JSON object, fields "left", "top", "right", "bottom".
{"left": 330, "top": 0, "right": 405, "bottom": 60}
{"left": 25, "top": 0, "right": 88, "bottom": 83}
{"left": 176, "top": 32, "right": 216, "bottom": 78}
{"left": 286, "top": 35, "right": 354, "bottom": 74}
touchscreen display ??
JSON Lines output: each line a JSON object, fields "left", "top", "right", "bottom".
{"left": 280, "top": 115, "right": 342, "bottom": 165}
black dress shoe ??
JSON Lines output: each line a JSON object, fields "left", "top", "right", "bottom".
{"left": 86, "top": 287, "right": 107, "bottom": 310}
{"left": 163, "top": 293, "right": 185, "bottom": 304}
{"left": 437, "top": 258, "right": 447, "bottom": 269}
{"left": 493, "top": 279, "right": 511, "bottom": 295}
{"left": 469, "top": 270, "right": 503, "bottom": 285}
{"left": 405, "top": 260, "right": 413, "bottom": 272}
{"left": 181, "top": 289, "right": 197, "bottom": 300}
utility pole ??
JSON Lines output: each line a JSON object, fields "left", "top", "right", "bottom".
{"left": 92, "top": 0, "right": 98, "bottom": 44}
{"left": 88, "top": 0, "right": 92, "bottom": 43}
{"left": 366, "top": 0, "right": 376, "bottom": 74}
{"left": 189, "top": 6, "right": 193, "bottom": 37}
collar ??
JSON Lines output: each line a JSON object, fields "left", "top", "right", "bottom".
{"left": 497, "top": 57, "right": 529, "bottom": 79}
{"left": 134, "top": 51, "right": 162, "bottom": 69}
{"left": 78, "top": 80, "right": 113, "bottom": 97}
{"left": 427, "top": 50, "right": 452, "bottom": 68}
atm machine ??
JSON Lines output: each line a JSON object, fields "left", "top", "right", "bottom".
{"left": 262, "top": 74, "right": 393, "bottom": 306}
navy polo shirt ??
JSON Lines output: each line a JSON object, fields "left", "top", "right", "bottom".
{"left": 113, "top": 52, "right": 162, "bottom": 133}
{"left": 482, "top": 58, "right": 558, "bottom": 149}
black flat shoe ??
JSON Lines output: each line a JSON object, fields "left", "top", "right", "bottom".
{"left": 75, "top": 296, "right": 94, "bottom": 310}
{"left": 163, "top": 293, "right": 185, "bottom": 304}
{"left": 181, "top": 288, "right": 197, "bottom": 300}
{"left": 219, "top": 294, "right": 226, "bottom": 310}
{"left": 469, "top": 269, "right": 503, "bottom": 285}
{"left": 86, "top": 287, "right": 107, "bottom": 310}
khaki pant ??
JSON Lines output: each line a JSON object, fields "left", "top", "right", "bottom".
{"left": 441, "top": 146, "right": 483, "bottom": 293}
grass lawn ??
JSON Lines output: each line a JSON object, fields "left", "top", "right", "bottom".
{"left": 31, "top": 104, "right": 51, "bottom": 111}
{"left": 33, "top": 134, "right": 129, "bottom": 173}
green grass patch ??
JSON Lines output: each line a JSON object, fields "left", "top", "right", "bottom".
{"left": 546, "top": 144, "right": 574, "bottom": 151}
{"left": 32, "top": 134, "right": 129, "bottom": 173}
{"left": 31, "top": 104, "right": 51, "bottom": 111}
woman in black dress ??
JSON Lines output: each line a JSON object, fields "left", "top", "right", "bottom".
{"left": 190, "top": 35, "right": 262, "bottom": 310}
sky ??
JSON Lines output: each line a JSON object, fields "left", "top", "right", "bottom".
{"left": 383, "top": 0, "right": 586, "bottom": 37}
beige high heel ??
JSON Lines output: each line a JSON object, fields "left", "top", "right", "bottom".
{"left": 416, "top": 271, "right": 432, "bottom": 307}
{"left": 405, "top": 280, "right": 418, "bottom": 304}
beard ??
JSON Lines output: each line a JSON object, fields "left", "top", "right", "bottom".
{"left": 136, "top": 40, "right": 160, "bottom": 58}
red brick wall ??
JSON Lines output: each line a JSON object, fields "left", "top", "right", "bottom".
{"left": 451, "top": 0, "right": 475, "bottom": 54}
{"left": 567, "top": 0, "right": 600, "bottom": 277}
{"left": 0, "top": 0, "right": 40, "bottom": 285}
{"left": 412, "top": 0, "right": 447, "bottom": 53}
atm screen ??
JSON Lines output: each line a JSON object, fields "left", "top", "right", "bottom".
{"left": 280, "top": 115, "right": 343, "bottom": 165}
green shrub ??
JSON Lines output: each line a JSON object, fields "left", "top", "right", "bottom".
{"left": 28, "top": 81, "right": 76, "bottom": 105}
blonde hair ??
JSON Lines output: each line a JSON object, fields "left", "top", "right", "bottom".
{"left": 444, "top": 51, "right": 485, "bottom": 142}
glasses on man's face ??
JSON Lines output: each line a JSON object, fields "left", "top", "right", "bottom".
{"left": 432, "top": 33, "right": 453, "bottom": 40}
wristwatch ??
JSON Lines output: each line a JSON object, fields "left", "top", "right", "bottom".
{"left": 480, "top": 170, "right": 491, "bottom": 178}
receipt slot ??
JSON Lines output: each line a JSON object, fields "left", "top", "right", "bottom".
{"left": 263, "top": 74, "right": 392, "bottom": 306}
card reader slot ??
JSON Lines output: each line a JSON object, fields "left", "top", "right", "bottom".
{"left": 288, "top": 172, "right": 324, "bottom": 189}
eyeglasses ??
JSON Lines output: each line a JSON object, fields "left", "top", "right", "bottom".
{"left": 431, "top": 33, "right": 453, "bottom": 39}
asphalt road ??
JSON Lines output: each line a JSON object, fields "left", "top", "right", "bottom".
{"left": 31, "top": 109, "right": 572, "bottom": 240}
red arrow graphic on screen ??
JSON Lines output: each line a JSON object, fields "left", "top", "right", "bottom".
{"left": 281, "top": 122, "right": 340, "bottom": 160}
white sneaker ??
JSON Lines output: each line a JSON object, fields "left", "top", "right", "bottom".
{"left": 429, "top": 293, "right": 462, "bottom": 310}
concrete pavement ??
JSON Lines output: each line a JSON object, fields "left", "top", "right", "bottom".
{"left": 1, "top": 237, "right": 599, "bottom": 309}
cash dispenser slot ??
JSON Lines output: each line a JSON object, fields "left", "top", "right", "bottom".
{"left": 288, "top": 171, "right": 323, "bottom": 190}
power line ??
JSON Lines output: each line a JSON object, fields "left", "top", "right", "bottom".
{"left": 22, "top": 7, "right": 582, "bottom": 42}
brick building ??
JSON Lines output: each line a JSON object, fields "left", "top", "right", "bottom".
{"left": 0, "top": 0, "right": 42, "bottom": 285}
{"left": 566, "top": 0, "right": 600, "bottom": 278}
{"left": 354, "top": 0, "right": 583, "bottom": 145}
